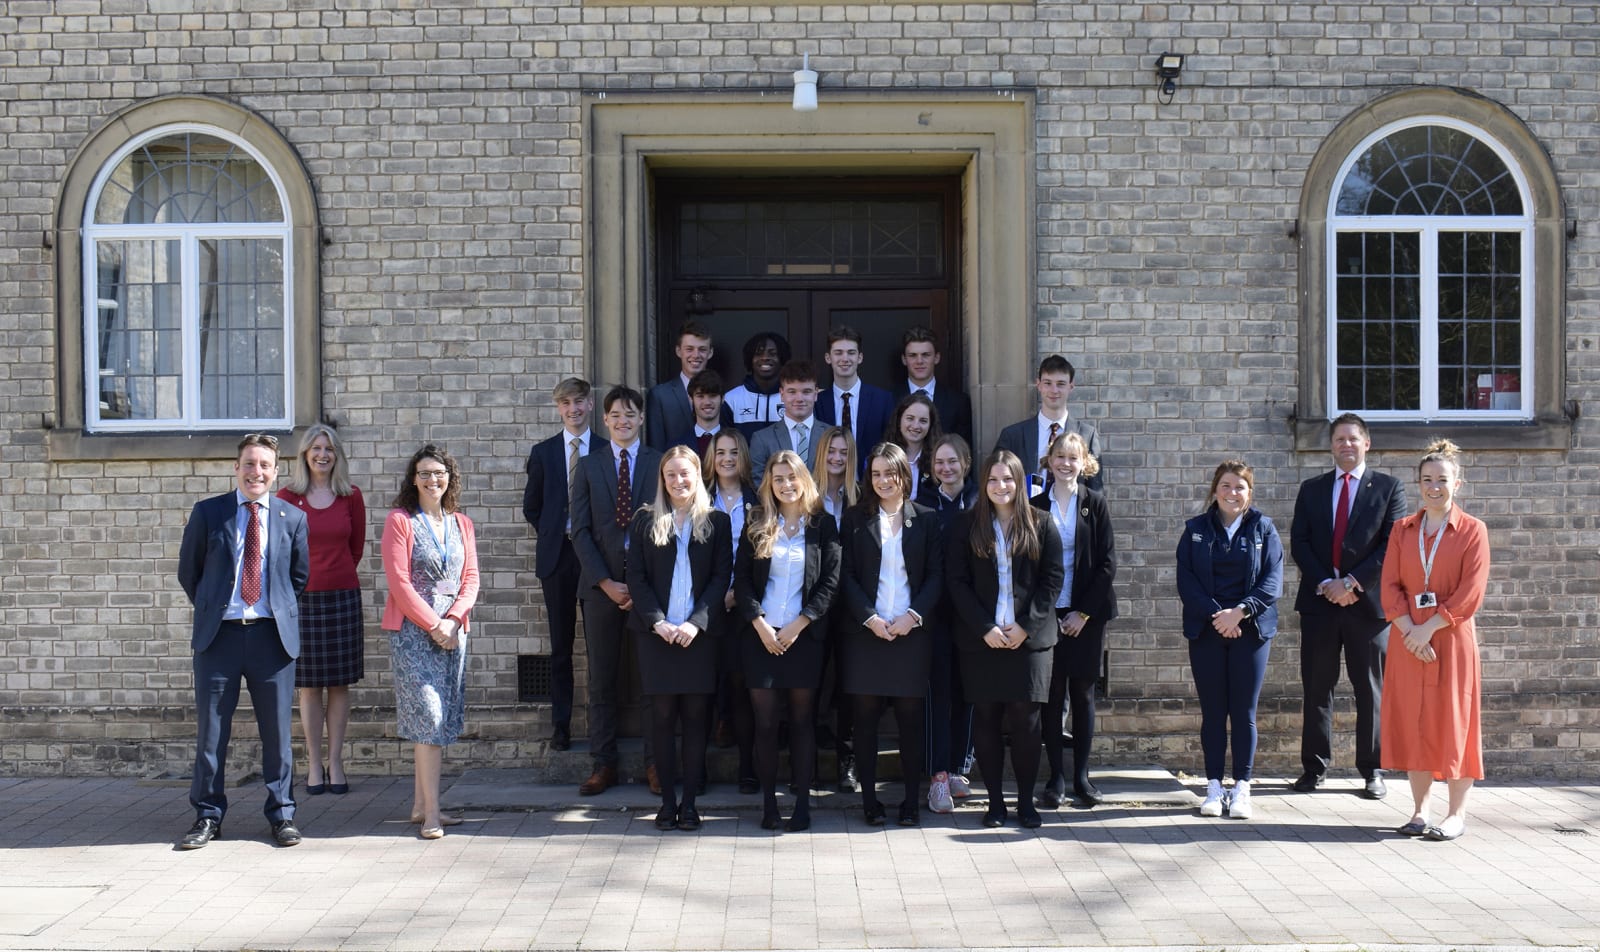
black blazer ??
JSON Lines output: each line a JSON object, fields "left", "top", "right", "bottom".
{"left": 570, "top": 442, "right": 662, "bottom": 592}
{"left": 993, "top": 416, "right": 1104, "bottom": 491}
{"left": 1289, "top": 468, "right": 1407, "bottom": 620}
{"left": 624, "top": 509, "right": 733, "bottom": 635}
{"left": 946, "top": 509, "right": 1065, "bottom": 652}
{"left": 732, "top": 512, "right": 841, "bottom": 640}
{"left": 838, "top": 501, "right": 943, "bottom": 627}
{"left": 522, "top": 430, "right": 586, "bottom": 579}
{"left": 1029, "top": 485, "right": 1119, "bottom": 622}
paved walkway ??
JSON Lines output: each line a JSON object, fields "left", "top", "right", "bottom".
{"left": 0, "top": 771, "right": 1596, "bottom": 951}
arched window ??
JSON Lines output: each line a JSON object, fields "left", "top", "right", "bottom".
{"left": 1295, "top": 88, "right": 1567, "bottom": 451}
{"left": 85, "top": 127, "right": 293, "bottom": 430}
{"left": 1328, "top": 119, "right": 1531, "bottom": 421}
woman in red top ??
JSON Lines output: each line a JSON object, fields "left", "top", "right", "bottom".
{"left": 278, "top": 424, "right": 366, "bottom": 795}
{"left": 1380, "top": 439, "right": 1492, "bottom": 842}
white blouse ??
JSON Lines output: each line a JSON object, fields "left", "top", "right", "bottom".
{"left": 992, "top": 518, "right": 1015, "bottom": 627}
{"left": 665, "top": 520, "right": 694, "bottom": 625}
{"left": 1050, "top": 488, "right": 1079, "bottom": 610}
{"left": 872, "top": 509, "right": 911, "bottom": 621}
{"left": 760, "top": 517, "right": 807, "bottom": 627}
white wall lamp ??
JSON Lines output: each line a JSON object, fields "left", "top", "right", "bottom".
{"left": 793, "top": 53, "right": 818, "bottom": 112}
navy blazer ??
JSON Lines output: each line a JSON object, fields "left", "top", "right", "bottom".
{"left": 1289, "top": 468, "right": 1407, "bottom": 621}
{"left": 1175, "top": 507, "right": 1284, "bottom": 641}
{"left": 946, "top": 509, "right": 1065, "bottom": 653}
{"left": 838, "top": 501, "right": 944, "bottom": 627}
{"left": 522, "top": 430, "right": 587, "bottom": 580}
{"left": 624, "top": 509, "right": 733, "bottom": 636}
{"left": 732, "top": 512, "right": 841, "bottom": 640}
{"left": 993, "top": 415, "right": 1104, "bottom": 491}
{"left": 570, "top": 442, "right": 663, "bottom": 592}
{"left": 645, "top": 378, "right": 734, "bottom": 452}
{"left": 816, "top": 383, "right": 896, "bottom": 459}
{"left": 177, "top": 491, "right": 310, "bottom": 656}
{"left": 1029, "top": 485, "right": 1119, "bottom": 622}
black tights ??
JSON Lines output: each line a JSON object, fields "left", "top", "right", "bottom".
{"left": 650, "top": 693, "right": 709, "bottom": 810}
{"left": 751, "top": 687, "right": 815, "bottom": 819}
{"left": 973, "top": 701, "right": 1042, "bottom": 810}
{"left": 727, "top": 672, "right": 756, "bottom": 779}
{"left": 852, "top": 694, "right": 925, "bottom": 809}
{"left": 1044, "top": 677, "right": 1098, "bottom": 789}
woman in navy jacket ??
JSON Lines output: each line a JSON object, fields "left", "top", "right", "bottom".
{"left": 1030, "top": 430, "right": 1118, "bottom": 808}
{"left": 1176, "top": 459, "right": 1283, "bottom": 821}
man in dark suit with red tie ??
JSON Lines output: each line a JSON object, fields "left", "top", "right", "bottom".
{"left": 175, "top": 433, "right": 310, "bottom": 849}
{"left": 523, "top": 377, "right": 595, "bottom": 751}
{"left": 1290, "top": 413, "right": 1407, "bottom": 800}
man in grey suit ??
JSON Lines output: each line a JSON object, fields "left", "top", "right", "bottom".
{"left": 748, "top": 360, "right": 822, "bottom": 485}
{"left": 992, "top": 355, "right": 1103, "bottom": 493}
{"left": 571, "top": 385, "right": 661, "bottom": 795}
{"left": 175, "top": 433, "right": 310, "bottom": 849}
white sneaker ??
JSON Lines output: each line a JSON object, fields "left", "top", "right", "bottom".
{"left": 948, "top": 774, "right": 973, "bottom": 799}
{"left": 1227, "top": 781, "right": 1253, "bottom": 820}
{"left": 1199, "top": 779, "right": 1226, "bottom": 817}
{"left": 927, "top": 773, "right": 955, "bottom": 814}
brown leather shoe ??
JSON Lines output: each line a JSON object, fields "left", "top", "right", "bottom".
{"left": 578, "top": 766, "right": 617, "bottom": 796}
{"left": 646, "top": 763, "right": 662, "bottom": 796}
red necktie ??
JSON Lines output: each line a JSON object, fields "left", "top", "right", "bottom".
{"left": 841, "top": 392, "right": 853, "bottom": 435}
{"left": 696, "top": 431, "right": 713, "bottom": 455}
{"left": 1331, "top": 473, "right": 1351, "bottom": 574}
{"left": 242, "top": 501, "right": 263, "bottom": 605}
{"left": 614, "top": 449, "right": 632, "bottom": 530}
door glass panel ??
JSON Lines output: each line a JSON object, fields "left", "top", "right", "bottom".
{"left": 678, "top": 199, "right": 944, "bottom": 278}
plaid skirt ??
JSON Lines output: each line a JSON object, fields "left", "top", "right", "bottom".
{"left": 295, "top": 588, "right": 366, "bottom": 687}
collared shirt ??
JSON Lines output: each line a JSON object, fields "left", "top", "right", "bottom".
{"left": 872, "top": 509, "right": 911, "bottom": 620}
{"left": 1331, "top": 462, "right": 1367, "bottom": 522}
{"left": 1222, "top": 511, "right": 1245, "bottom": 543}
{"left": 992, "top": 519, "right": 1015, "bottom": 627}
{"left": 786, "top": 415, "right": 816, "bottom": 455}
{"left": 1035, "top": 411, "right": 1071, "bottom": 469}
{"left": 665, "top": 518, "right": 695, "bottom": 625}
{"left": 761, "top": 516, "right": 807, "bottom": 627}
{"left": 714, "top": 487, "right": 747, "bottom": 561}
{"left": 1050, "top": 486, "right": 1080, "bottom": 609}
{"left": 822, "top": 489, "right": 845, "bottom": 530}
{"left": 610, "top": 438, "right": 638, "bottom": 474}
{"left": 831, "top": 381, "right": 862, "bottom": 442}
{"left": 224, "top": 490, "right": 273, "bottom": 621}
{"left": 908, "top": 378, "right": 938, "bottom": 399}
{"left": 563, "top": 428, "right": 592, "bottom": 534}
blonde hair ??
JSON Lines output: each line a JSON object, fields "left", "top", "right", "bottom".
{"left": 704, "top": 429, "right": 752, "bottom": 489}
{"left": 811, "top": 425, "right": 859, "bottom": 508}
{"left": 748, "top": 451, "right": 822, "bottom": 560}
{"left": 1044, "top": 429, "right": 1101, "bottom": 480}
{"left": 647, "top": 446, "right": 715, "bottom": 546}
{"left": 1418, "top": 438, "right": 1464, "bottom": 479}
{"left": 286, "top": 423, "right": 354, "bottom": 496}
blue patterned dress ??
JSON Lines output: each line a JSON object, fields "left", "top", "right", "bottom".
{"left": 390, "top": 511, "right": 467, "bottom": 746}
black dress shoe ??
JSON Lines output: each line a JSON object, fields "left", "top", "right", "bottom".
{"left": 1362, "top": 776, "right": 1388, "bottom": 800}
{"left": 982, "top": 806, "right": 1007, "bottom": 828}
{"left": 760, "top": 809, "right": 781, "bottom": 831}
{"left": 1037, "top": 787, "right": 1064, "bottom": 809}
{"left": 551, "top": 724, "right": 572, "bottom": 751}
{"left": 676, "top": 806, "right": 702, "bottom": 832}
{"left": 1074, "top": 780, "right": 1105, "bottom": 806}
{"left": 655, "top": 806, "right": 678, "bottom": 831}
{"left": 1291, "top": 771, "right": 1325, "bottom": 793}
{"left": 784, "top": 810, "right": 811, "bottom": 832}
{"left": 1017, "top": 807, "right": 1043, "bottom": 829}
{"left": 271, "top": 819, "right": 302, "bottom": 847}
{"left": 306, "top": 783, "right": 327, "bottom": 796}
{"left": 328, "top": 782, "right": 350, "bottom": 796}
{"left": 896, "top": 801, "right": 920, "bottom": 827}
{"left": 738, "top": 776, "right": 760, "bottom": 795}
{"left": 863, "top": 801, "right": 887, "bottom": 826}
{"left": 836, "top": 756, "right": 859, "bottom": 794}
{"left": 179, "top": 818, "right": 221, "bottom": 850}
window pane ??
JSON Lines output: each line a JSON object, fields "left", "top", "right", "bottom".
{"left": 678, "top": 198, "right": 944, "bottom": 278}
{"left": 1336, "top": 125, "right": 1522, "bottom": 216}
{"left": 1438, "top": 231, "right": 1521, "bottom": 411}
{"left": 95, "top": 240, "right": 183, "bottom": 421}
{"left": 198, "top": 239, "right": 286, "bottom": 420}
{"left": 94, "top": 132, "right": 284, "bottom": 225}
{"left": 1334, "top": 232, "right": 1421, "bottom": 411}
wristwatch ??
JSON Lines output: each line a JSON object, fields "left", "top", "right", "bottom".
{"left": 1342, "top": 575, "right": 1356, "bottom": 592}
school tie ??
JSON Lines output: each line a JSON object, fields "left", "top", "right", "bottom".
{"left": 1044, "top": 422, "right": 1061, "bottom": 473}
{"left": 696, "top": 431, "right": 713, "bottom": 455}
{"left": 1331, "top": 473, "right": 1352, "bottom": 574}
{"left": 615, "top": 449, "right": 632, "bottom": 530}
{"left": 241, "top": 501, "right": 263, "bottom": 605}
{"left": 793, "top": 422, "right": 809, "bottom": 460}
{"left": 567, "top": 436, "right": 581, "bottom": 487}
{"left": 840, "top": 393, "right": 853, "bottom": 435}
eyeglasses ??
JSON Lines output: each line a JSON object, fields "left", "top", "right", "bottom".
{"left": 416, "top": 471, "right": 450, "bottom": 482}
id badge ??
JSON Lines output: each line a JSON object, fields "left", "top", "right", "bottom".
{"left": 1414, "top": 592, "right": 1437, "bottom": 609}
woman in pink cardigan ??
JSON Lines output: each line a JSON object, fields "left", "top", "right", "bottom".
{"left": 382, "top": 444, "right": 480, "bottom": 840}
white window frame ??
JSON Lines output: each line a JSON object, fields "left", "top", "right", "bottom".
{"left": 1325, "top": 116, "right": 1535, "bottom": 423}
{"left": 82, "top": 124, "right": 295, "bottom": 432}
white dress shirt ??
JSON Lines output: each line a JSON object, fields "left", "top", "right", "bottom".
{"left": 761, "top": 517, "right": 807, "bottom": 626}
{"left": 872, "top": 509, "right": 911, "bottom": 621}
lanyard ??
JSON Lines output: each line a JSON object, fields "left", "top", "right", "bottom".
{"left": 1417, "top": 512, "right": 1448, "bottom": 593}
{"left": 419, "top": 511, "right": 451, "bottom": 555}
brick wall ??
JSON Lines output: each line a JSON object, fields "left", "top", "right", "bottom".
{"left": 1, "top": 0, "right": 1596, "bottom": 777}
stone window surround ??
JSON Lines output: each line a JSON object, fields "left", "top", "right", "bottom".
{"left": 50, "top": 95, "right": 322, "bottom": 461}
{"left": 1294, "top": 87, "right": 1570, "bottom": 452}
{"left": 586, "top": 91, "right": 1036, "bottom": 441}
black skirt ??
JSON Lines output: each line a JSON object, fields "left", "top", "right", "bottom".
{"left": 740, "top": 622, "right": 826, "bottom": 690}
{"left": 1053, "top": 608, "right": 1106, "bottom": 681}
{"left": 959, "top": 644, "right": 1052, "bottom": 704}
{"left": 295, "top": 588, "right": 365, "bottom": 688}
{"left": 633, "top": 623, "right": 719, "bottom": 695}
{"left": 840, "top": 619, "right": 932, "bottom": 698}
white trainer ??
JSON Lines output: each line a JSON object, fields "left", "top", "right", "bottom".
{"left": 927, "top": 773, "right": 955, "bottom": 814}
{"left": 1227, "top": 780, "right": 1253, "bottom": 820}
{"left": 948, "top": 774, "right": 973, "bottom": 799}
{"left": 1199, "top": 779, "right": 1226, "bottom": 817}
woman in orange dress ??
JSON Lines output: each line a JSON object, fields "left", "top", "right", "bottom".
{"left": 1379, "top": 439, "right": 1491, "bottom": 842}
